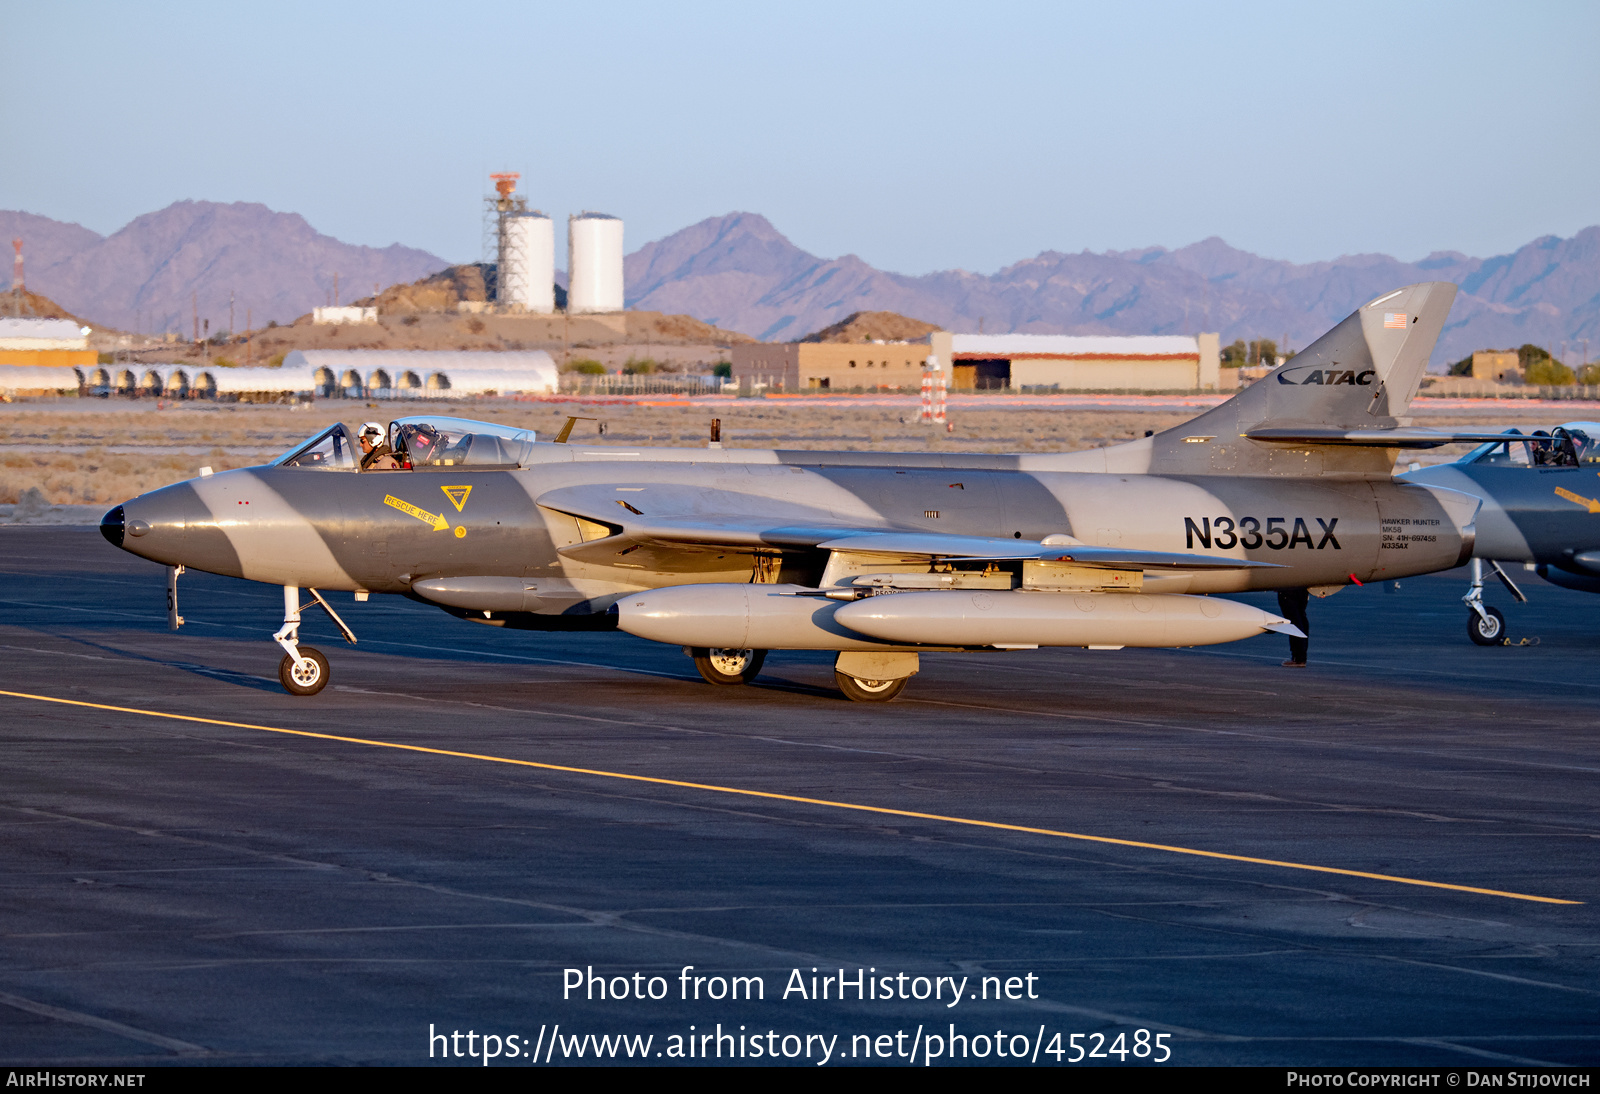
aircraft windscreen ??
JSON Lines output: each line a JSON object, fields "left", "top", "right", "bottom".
{"left": 273, "top": 423, "right": 357, "bottom": 470}
{"left": 388, "top": 416, "right": 536, "bottom": 469}
{"left": 1464, "top": 430, "right": 1530, "bottom": 466}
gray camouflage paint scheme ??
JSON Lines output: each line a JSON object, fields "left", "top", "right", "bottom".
{"left": 1404, "top": 453, "right": 1600, "bottom": 594}
{"left": 106, "top": 282, "right": 1480, "bottom": 632}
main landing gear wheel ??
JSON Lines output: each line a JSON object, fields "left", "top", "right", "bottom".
{"left": 1467, "top": 606, "right": 1506, "bottom": 646}
{"left": 835, "top": 671, "right": 909, "bottom": 703}
{"left": 279, "top": 647, "right": 330, "bottom": 696}
{"left": 692, "top": 647, "right": 766, "bottom": 685}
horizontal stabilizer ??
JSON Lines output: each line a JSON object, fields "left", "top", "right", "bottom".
{"left": 1149, "top": 281, "right": 1459, "bottom": 477}
{"left": 1245, "top": 427, "right": 1531, "bottom": 449}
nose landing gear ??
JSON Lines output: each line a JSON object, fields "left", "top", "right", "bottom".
{"left": 1467, "top": 604, "right": 1506, "bottom": 645}
{"left": 1463, "top": 558, "right": 1527, "bottom": 646}
{"left": 279, "top": 646, "right": 330, "bottom": 695}
{"left": 273, "top": 586, "right": 357, "bottom": 696}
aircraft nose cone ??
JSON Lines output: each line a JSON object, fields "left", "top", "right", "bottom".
{"left": 103, "top": 491, "right": 178, "bottom": 562}
{"left": 100, "top": 505, "right": 125, "bottom": 548}
{"left": 102, "top": 480, "right": 242, "bottom": 577}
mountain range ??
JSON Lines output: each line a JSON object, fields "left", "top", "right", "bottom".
{"left": 627, "top": 214, "right": 1600, "bottom": 366}
{"left": 0, "top": 202, "right": 447, "bottom": 336}
{"left": 5, "top": 202, "right": 1596, "bottom": 366}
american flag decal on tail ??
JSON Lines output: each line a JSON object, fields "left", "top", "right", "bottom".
{"left": 1384, "top": 312, "right": 1408, "bottom": 329}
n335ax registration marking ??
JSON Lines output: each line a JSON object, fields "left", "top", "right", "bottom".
{"left": 1184, "top": 516, "right": 1340, "bottom": 551}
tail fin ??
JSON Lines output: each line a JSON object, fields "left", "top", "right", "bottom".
{"left": 1149, "top": 282, "right": 1457, "bottom": 477}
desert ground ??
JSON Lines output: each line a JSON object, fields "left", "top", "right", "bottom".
{"left": 0, "top": 395, "right": 1591, "bottom": 508}
{"left": 104, "top": 308, "right": 748, "bottom": 374}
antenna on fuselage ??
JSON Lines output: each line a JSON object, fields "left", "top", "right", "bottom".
{"left": 554, "top": 416, "right": 597, "bottom": 443}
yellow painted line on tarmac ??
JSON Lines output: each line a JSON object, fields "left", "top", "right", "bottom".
{"left": 0, "top": 688, "right": 1581, "bottom": 906}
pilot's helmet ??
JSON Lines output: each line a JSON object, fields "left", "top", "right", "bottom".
{"left": 358, "top": 422, "right": 384, "bottom": 445}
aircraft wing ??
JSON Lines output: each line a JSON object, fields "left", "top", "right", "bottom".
{"left": 538, "top": 483, "right": 870, "bottom": 568}
{"left": 815, "top": 533, "right": 1279, "bottom": 570}
{"left": 1245, "top": 427, "right": 1529, "bottom": 448}
{"left": 538, "top": 485, "right": 1276, "bottom": 573}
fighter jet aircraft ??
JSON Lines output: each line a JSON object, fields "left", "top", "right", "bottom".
{"left": 1401, "top": 424, "right": 1600, "bottom": 643}
{"left": 101, "top": 282, "right": 1483, "bottom": 701}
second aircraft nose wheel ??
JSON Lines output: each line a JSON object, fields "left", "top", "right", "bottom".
{"left": 279, "top": 647, "right": 330, "bottom": 695}
{"left": 1467, "top": 606, "right": 1506, "bottom": 646}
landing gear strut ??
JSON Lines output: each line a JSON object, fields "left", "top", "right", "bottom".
{"left": 273, "top": 586, "right": 357, "bottom": 696}
{"left": 1463, "top": 558, "right": 1526, "bottom": 646}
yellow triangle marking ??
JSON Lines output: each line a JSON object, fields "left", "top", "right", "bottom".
{"left": 441, "top": 485, "right": 472, "bottom": 512}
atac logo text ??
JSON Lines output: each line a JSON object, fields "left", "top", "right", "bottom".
{"left": 1276, "top": 366, "right": 1375, "bottom": 386}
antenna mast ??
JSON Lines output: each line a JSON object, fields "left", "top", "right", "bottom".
{"left": 484, "top": 172, "right": 526, "bottom": 305}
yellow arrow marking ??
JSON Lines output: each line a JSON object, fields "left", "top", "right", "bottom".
{"left": 441, "top": 485, "right": 472, "bottom": 512}
{"left": 1553, "top": 487, "right": 1600, "bottom": 514}
{"left": 384, "top": 494, "right": 449, "bottom": 531}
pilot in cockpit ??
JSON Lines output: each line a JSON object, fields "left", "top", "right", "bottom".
{"left": 358, "top": 422, "right": 402, "bottom": 471}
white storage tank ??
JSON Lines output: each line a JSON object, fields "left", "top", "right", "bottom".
{"left": 499, "top": 212, "right": 554, "bottom": 313}
{"left": 567, "top": 212, "right": 624, "bottom": 314}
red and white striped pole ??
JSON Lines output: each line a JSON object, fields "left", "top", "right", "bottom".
{"left": 919, "top": 359, "right": 934, "bottom": 423}
{"left": 932, "top": 366, "right": 947, "bottom": 426}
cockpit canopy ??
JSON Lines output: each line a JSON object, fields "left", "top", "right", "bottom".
{"left": 1461, "top": 423, "right": 1600, "bottom": 468}
{"left": 272, "top": 416, "right": 537, "bottom": 471}
{"left": 388, "top": 416, "right": 536, "bottom": 468}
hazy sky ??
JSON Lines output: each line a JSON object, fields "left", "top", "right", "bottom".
{"left": 4, "top": 0, "right": 1596, "bottom": 274}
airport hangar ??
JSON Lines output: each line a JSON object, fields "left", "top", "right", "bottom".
{"left": 730, "top": 331, "right": 1223, "bottom": 392}
{"left": 0, "top": 317, "right": 97, "bottom": 370}
{"left": 18, "top": 349, "right": 562, "bottom": 400}
{"left": 0, "top": 318, "right": 99, "bottom": 395}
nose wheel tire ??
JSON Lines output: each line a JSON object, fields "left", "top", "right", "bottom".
{"left": 692, "top": 647, "right": 766, "bottom": 685}
{"left": 1467, "top": 606, "right": 1506, "bottom": 646}
{"left": 278, "top": 647, "right": 330, "bottom": 696}
{"left": 835, "top": 672, "right": 909, "bottom": 702}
